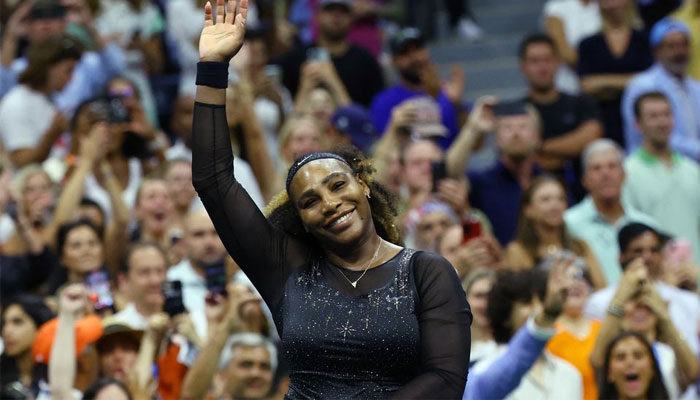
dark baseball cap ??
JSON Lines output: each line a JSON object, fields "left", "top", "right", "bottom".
{"left": 29, "top": 0, "right": 67, "bottom": 20}
{"left": 390, "top": 27, "right": 425, "bottom": 55}
{"left": 319, "top": 0, "right": 352, "bottom": 11}
{"left": 331, "top": 104, "right": 378, "bottom": 153}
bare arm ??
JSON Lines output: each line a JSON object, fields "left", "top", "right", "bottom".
{"left": 100, "top": 161, "right": 130, "bottom": 277}
{"left": 49, "top": 284, "right": 89, "bottom": 399}
{"left": 446, "top": 97, "right": 495, "bottom": 178}
{"left": 579, "top": 74, "right": 636, "bottom": 100}
{"left": 545, "top": 16, "right": 577, "bottom": 67}
{"left": 540, "top": 120, "right": 603, "bottom": 158}
{"left": 9, "top": 113, "right": 68, "bottom": 168}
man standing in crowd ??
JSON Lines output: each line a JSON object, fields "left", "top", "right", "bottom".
{"left": 621, "top": 18, "right": 700, "bottom": 161}
{"left": 520, "top": 33, "right": 603, "bottom": 201}
{"left": 447, "top": 99, "right": 542, "bottom": 245}
{"left": 114, "top": 242, "right": 168, "bottom": 329}
{"left": 371, "top": 27, "right": 463, "bottom": 148}
{"left": 623, "top": 92, "right": 700, "bottom": 265}
{"left": 585, "top": 223, "right": 700, "bottom": 356}
{"left": 565, "top": 139, "right": 658, "bottom": 285}
{"left": 167, "top": 210, "right": 228, "bottom": 340}
{"left": 275, "top": 0, "right": 384, "bottom": 107}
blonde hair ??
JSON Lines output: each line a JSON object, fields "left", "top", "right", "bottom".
{"left": 278, "top": 114, "right": 325, "bottom": 152}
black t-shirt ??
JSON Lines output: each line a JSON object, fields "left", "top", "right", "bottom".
{"left": 274, "top": 43, "right": 385, "bottom": 107}
{"left": 577, "top": 30, "right": 653, "bottom": 146}
{"left": 526, "top": 93, "right": 601, "bottom": 202}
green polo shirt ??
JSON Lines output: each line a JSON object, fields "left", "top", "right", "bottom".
{"left": 623, "top": 148, "right": 700, "bottom": 266}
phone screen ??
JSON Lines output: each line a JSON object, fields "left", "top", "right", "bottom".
{"left": 205, "top": 261, "right": 228, "bottom": 296}
{"left": 86, "top": 270, "right": 114, "bottom": 311}
{"left": 162, "top": 280, "right": 186, "bottom": 317}
{"left": 431, "top": 161, "right": 447, "bottom": 193}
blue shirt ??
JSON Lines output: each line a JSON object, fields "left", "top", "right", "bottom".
{"left": 468, "top": 161, "right": 541, "bottom": 245}
{"left": 621, "top": 63, "right": 700, "bottom": 160}
{"left": 370, "top": 85, "right": 459, "bottom": 148}
{"left": 0, "top": 43, "right": 126, "bottom": 117}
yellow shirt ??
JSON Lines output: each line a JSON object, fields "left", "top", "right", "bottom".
{"left": 546, "top": 320, "right": 601, "bottom": 400}
{"left": 673, "top": 2, "right": 700, "bottom": 81}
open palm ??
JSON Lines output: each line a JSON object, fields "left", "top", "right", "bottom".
{"left": 199, "top": 0, "right": 248, "bottom": 63}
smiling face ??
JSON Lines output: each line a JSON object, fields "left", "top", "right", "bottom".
{"left": 525, "top": 180, "right": 567, "bottom": 228}
{"left": 289, "top": 159, "right": 374, "bottom": 248}
{"left": 61, "top": 225, "right": 104, "bottom": 274}
{"left": 1, "top": 305, "right": 39, "bottom": 357}
{"left": 136, "top": 179, "right": 174, "bottom": 237}
{"left": 607, "top": 336, "right": 655, "bottom": 399}
{"left": 223, "top": 345, "right": 274, "bottom": 399}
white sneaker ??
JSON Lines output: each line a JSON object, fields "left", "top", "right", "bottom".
{"left": 458, "top": 18, "right": 484, "bottom": 41}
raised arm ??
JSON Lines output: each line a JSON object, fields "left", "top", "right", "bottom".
{"left": 445, "top": 97, "right": 495, "bottom": 178}
{"left": 192, "top": 0, "right": 308, "bottom": 306}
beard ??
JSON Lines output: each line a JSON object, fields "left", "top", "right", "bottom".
{"left": 320, "top": 27, "right": 348, "bottom": 43}
{"left": 399, "top": 67, "right": 422, "bottom": 85}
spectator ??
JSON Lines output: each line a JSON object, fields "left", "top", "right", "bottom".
{"left": 543, "top": 0, "right": 602, "bottom": 92}
{"left": 0, "top": 0, "right": 127, "bottom": 116}
{"left": 504, "top": 175, "right": 606, "bottom": 289}
{"left": 437, "top": 225, "right": 501, "bottom": 279}
{"left": 623, "top": 92, "right": 700, "bottom": 265}
{"left": 0, "top": 295, "right": 54, "bottom": 399}
{"left": 585, "top": 223, "right": 700, "bottom": 357}
{"left": 114, "top": 242, "right": 168, "bottom": 330}
{"left": 164, "top": 159, "right": 200, "bottom": 224}
{"left": 81, "top": 377, "right": 133, "bottom": 400}
{"left": 464, "top": 265, "right": 583, "bottom": 400}
{"left": 621, "top": 18, "right": 700, "bottom": 161}
{"left": 163, "top": 94, "right": 266, "bottom": 210}
{"left": 402, "top": 200, "right": 459, "bottom": 251}
{"left": 95, "top": 317, "right": 142, "bottom": 382}
{"left": 328, "top": 104, "right": 378, "bottom": 155}
{"left": 0, "top": 34, "right": 81, "bottom": 168}
{"left": 520, "top": 33, "right": 604, "bottom": 202}
{"left": 292, "top": 57, "right": 351, "bottom": 129}
{"left": 577, "top": 0, "right": 654, "bottom": 147}
{"left": 47, "top": 219, "right": 106, "bottom": 293}
{"left": 181, "top": 287, "right": 271, "bottom": 400}
{"left": 370, "top": 28, "right": 463, "bottom": 148}
{"left": 278, "top": 114, "right": 325, "bottom": 170}
{"left": 545, "top": 263, "right": 601, "bottom": 400}
{"left": 131, "top": 177, "right": 175, "bottom": 248}
{"left": 565, "top": 139, "right": 658, "bottom": 284}
{"left": 447, "top": 99, "right": 543, "bottom": 245}
{"left": 275, "top": 0, "right": 384, "bottom": 107}
{"left": 598, "top": 332, "right": 671, "bottom": 400}
{"left": 94, "top": 0, "right": 166, "bottom": 127}
{"left": 461, "top": 269, "right": 496, "bottom": 367}
{"left": 590, "top": 259, "right": 699, "bottom": 398}
{"left": 672, "top": 0, "right": 700, "bottom": 81}
{"left": 167, "top": 210, "right": 228, "bottom": 340}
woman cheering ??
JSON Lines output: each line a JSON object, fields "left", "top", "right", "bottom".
{"left": 191, "top": 0, "right": 471, "bottom": 398}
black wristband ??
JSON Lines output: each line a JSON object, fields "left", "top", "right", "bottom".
{"left": 196, "top": 61, "right": 229, "bottom": 89}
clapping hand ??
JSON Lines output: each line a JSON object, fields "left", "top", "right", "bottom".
{"left": 199, "top": 0, "right": 249, "bottom": 63}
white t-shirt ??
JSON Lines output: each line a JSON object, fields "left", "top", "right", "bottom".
{"left": 0, "top": 85, "right": 57, "bottom": 152}
{"left": 83, "top": 158, "right": 142, "bottom": 220}
{"left": 543, "top": 0, "right": 601, "bottom": 47}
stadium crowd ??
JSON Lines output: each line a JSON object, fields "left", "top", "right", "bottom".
{"left": 0, "top": 0, "right": 698, "bottom": 398}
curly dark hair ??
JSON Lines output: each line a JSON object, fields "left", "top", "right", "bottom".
{"left": 264, "top": 146, "right": 402, "bottom": 252}
{"left": 598, "top": 331, "right": 669, "bottom": 400}
{"left": 487, "top": 269, "right": 547, "bottom": 344}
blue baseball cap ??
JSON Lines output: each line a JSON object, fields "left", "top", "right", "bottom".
{"left": 331, "top": 105, "right": 377, "bottom": 153}
{"left": 650, "top": 17, "right": 690, "bottom": 47}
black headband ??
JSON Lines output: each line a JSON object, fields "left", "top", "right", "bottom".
{"left": 286, "top": 152, "right": 351, "bottom": 192}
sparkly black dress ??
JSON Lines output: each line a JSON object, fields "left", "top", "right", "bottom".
{"left": 192, "top": 103, "right": 472, "bottom": 399}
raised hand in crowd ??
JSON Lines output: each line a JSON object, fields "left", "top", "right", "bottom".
{"left": 446, "top": 95, "right": 497, "bottom": 178}
{"left": 535, "top": 254, "right": 575, "bottom": 328}
{"left": 295, "top": 60, "right": 351, "bottom": 113}
{"left": 1, "top": 0, "right": 33, "bottom": 67}
{"left": 435, "top": 177, "right": 469, "bottom": 217}
{"left": 443, "top": 64, "right": 466, "bottom": 106}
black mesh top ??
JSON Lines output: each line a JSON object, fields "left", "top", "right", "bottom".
{"left": 192, "top": 102, "right": 471, "bottom": 399}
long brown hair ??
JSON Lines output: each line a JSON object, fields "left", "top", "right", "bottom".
{"left": 19, "top": 34, "right": 83, "bottom": 90}
{"left": 515, "top": 175, "right": 584, "bottom": 262}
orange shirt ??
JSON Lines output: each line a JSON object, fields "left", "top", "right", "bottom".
{"left": 546, "top": 320, "right": 601, "bottom": 400}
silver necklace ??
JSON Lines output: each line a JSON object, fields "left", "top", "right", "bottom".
{"left": 338, "top": 241, "right": 382, "bottom": 288}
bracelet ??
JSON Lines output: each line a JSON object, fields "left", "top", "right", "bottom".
{"left": 196, "top": 61, "right": 229, "bottom": 89}
{"left": 607, "top": 303, "right": 625, "bottom": 318}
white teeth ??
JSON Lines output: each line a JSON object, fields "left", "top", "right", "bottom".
{"left": 330, "top": 212, "right": 351, "bottom": 227}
